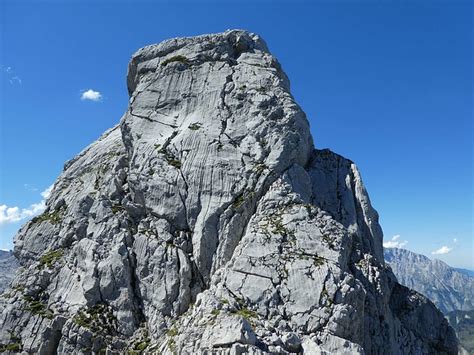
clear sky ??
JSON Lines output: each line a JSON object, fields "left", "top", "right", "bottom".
{"left": 0, "top": 0, "right": 472, "bottom": 268}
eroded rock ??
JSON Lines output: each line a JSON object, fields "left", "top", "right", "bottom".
{"left": 0, "top": 30, "right": 458, "bottom": 354}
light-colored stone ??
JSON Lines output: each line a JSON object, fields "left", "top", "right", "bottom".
{"left": 0, "top": 251, "right": 18, "bottom": 294}
{"left": 203, "top": 315, "right": 256, "bottom": 348}
{"left": 0, "top": 30, "right": 458, "bottom": 355}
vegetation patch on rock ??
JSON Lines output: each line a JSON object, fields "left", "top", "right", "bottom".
{"left": 23, "top": 295, "right": 54, "bottom": 319}
{"left": 32, "top": 210, "right": 62, "bottom": 225}
{"left": 38, "top": 249, "right": 63, "bottom": 269}
{"left": 161, "top": 55, "right": 188, "bottom": 67}
{"left": 73, "top": 304, "right": 117, "bottom": 336}
{"left": 0, "top": 331, "right": 22, "bottom": 353}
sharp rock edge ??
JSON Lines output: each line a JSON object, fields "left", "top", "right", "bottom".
{"left": 0, "top": 30, "right": 458, "bottom": 354}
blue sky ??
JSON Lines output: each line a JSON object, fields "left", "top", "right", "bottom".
{"left": 0, "top": 0, "right": 472, "bottom": 268}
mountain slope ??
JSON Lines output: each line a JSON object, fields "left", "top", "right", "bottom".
{"left": 0, "top": 30, "right": 457, "bottom": 354}
{"left": 384, "top": 247, "right": 474, "bottom": 314}
{"left": 0, "top": 251, "right": 18, "bottom": 294}
{"left": 446, "top": 310, "right": 474, "bottom": 354}
{"left": 455, "top": 268, "right": 474, "bottom": 278}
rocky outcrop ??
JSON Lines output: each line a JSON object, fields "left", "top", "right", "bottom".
{"left": 0, "top": 30, "right": 458, "bottom": 354}
{"left": 0, "top": 251, "right": 18, "bottom": 294}
{"left": 384, "top": 247, "right": 474, "bottom": 314}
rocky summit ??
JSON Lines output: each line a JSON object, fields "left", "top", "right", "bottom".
{"left": 0, "top": 30, "right": 458, "bottom": 354}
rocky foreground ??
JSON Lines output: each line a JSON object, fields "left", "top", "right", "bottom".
{"left": 0, "top": 30, "right": 458, "bottom": 354}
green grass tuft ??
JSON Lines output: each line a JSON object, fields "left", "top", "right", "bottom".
{"left": 313, "top": 256, "right": 325, "bottom": 267}
{"left": 161, "top": 55, "right": 188, "bottom": 67}
{"left": 232, "top": 194, "right": 246, "bottom": 209}
{"left": 73, "top": 304, "right": 117, "bottom": 335}
{"left": 167, "top": 327, "right": 178, "bottom": 337}
{"left": 111, "top": 204, "right": 125, "bottom": 214}
{"left": 0, "top": 343, "right": 22, "bottom": 352}
{"left": 23, "top": 295, "right": 54, "bottom": 319}
{"left": 38, "top": 249, "right": 63, "bottom": 269}
{"left": 233, "top": 307, "right": 257, "bottom": 321}
{"left": 32, "top": 210, "right": 62, "bottom": 225}
{"left": 188, "top": 123, "right": 201, "bottom": 130}
{"left": 211, "top": 309, "right": 220, "bottom": 316}
{"left": 157, "top": 148, "right": 182, "bottom": 169}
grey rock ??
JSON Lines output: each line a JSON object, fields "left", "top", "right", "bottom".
{"left": 281, "top": 332, "right": 301, "bottom": 352}
{"left": 0, "top": 30, "right": 458, "bottom": 354}
{"left": 445, "top": 309, "right": 474, "bottom": 354}
{"left": 384, "top": 247, "right": 474, "bottom": 314}
{"left": 203, "top": 315, "right": 256, "bottom": 348}
{"left": 0, "top": 250, "right": 18, "bottom": 294}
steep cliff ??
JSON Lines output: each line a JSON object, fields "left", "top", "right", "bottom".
{"left": 0, "top": 30, "right": 457, "bottom": 354}
{"left": 384, "top": 247, "right": 474, "bottom": 314}
{"left": 0, "top": 251, "right": 18, "bottom": 294}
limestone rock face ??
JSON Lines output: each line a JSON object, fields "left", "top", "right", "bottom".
{"left": 384, "top": 247, "right": 474, "bottom": 314}
{"left": 0, "top": 251, "right": 18, "bottom": 294}
{"left": 0, "top": 30, "right": 458, "bottom": 354}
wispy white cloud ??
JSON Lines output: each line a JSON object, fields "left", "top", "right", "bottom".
{"left": 23, "top": 184, "right": 38, "bottom": 192}
{"left": 453, "top": 238, "right": 458, "bottom": 243}
{"left": 383, "top": 234, "right": 408, "bottom": 249}
{"left": 41, "top": 185, "right": 53, "bottom": 200}
{"left": 1, "top": 65, "right": 22, "bottom": 85}
{"left": 9, "top": 76, "right": 22, "bottom": 85}
{"left": 81, "top": 89, "right": 102, "bottom": 102}
{"left": 0, "top": 185, "right": 53, "bottom": 226}
{"left": 431, "top": 246, "right": 452, "bottom": 255}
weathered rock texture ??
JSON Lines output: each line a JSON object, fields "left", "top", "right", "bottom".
{"left": 384, "top": 247, "right": 474, "bottom": 314}
{"left": 0, "top": 30, "right": 458, "bottom": 354}
{"left": 0, "top": 251, "right": 18, "bottom": 294}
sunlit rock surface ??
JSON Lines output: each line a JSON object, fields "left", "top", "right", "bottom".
{"left": 0, "top": 30, "right": 457, "bottom": 354}
{"left": 0, "top": 251, "right": 18, "bottom": 294}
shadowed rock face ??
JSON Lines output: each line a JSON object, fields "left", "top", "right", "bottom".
{"left": 385, "top": 247, "right": 474, "bottom": 314}
{"left": 0, "top": 30, "right": 457, "bottom": 354}
{"left": 446, "top": 310, "right": 474, "bottom": 354}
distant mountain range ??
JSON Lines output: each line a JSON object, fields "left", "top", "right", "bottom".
{"left": 384, "top": 248, "right": 474, "bottom": 352}
{"left": 455, "top": 268, "right": 474, "bottom": 278}
{"left": 0, "top": 250, "right": 18, "bottom": 293}
{"left": 384, "top": 247, "right": 474, "bottom": 314}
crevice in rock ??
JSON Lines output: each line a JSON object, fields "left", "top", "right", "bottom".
{"left": 128, "top": 111, "right": 178, "bottom": 129}
{"left": 232, "top": 269, "right": 275, "bottom": 283}
{"left": 126, "top": 246, "right": 147, "bottom": 326}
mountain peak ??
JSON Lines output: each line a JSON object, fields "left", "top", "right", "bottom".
{"left": 0, "top": 32, "right": 458, "bottom": 354}
{"left": 127, "top": 30, "right": 271, "bottom": 96}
